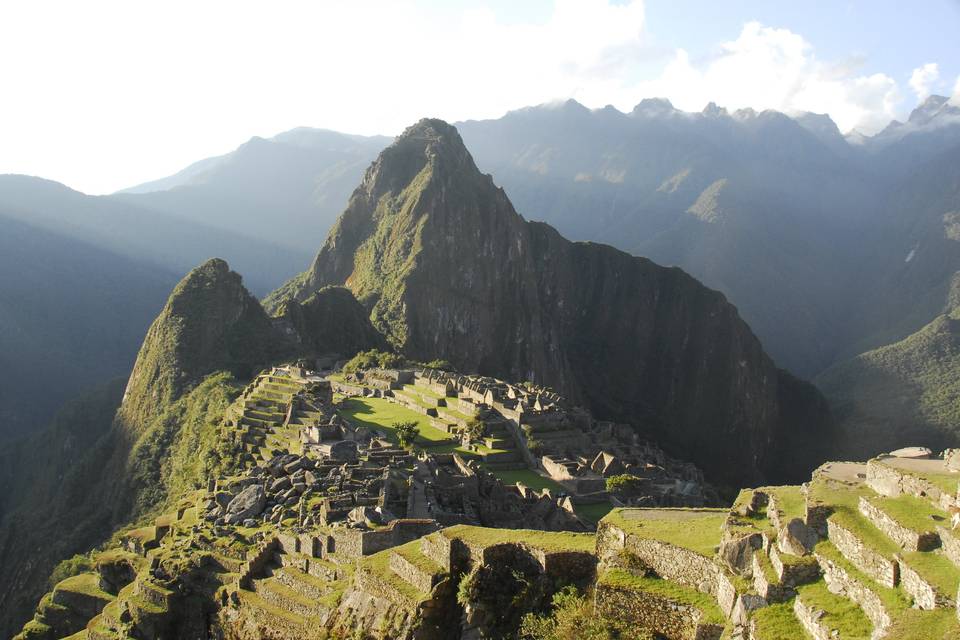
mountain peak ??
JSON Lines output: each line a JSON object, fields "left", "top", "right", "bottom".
{"left": 631, "top": 97, "right": 676, "bottom": 117}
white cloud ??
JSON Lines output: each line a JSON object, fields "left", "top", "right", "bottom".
{"left": 628, "top": 22, "right": 901, "bottom": 134}
{"left": 0, "top": 3, "right": 938, "bottom": 193}
{"left": 952, "top": 75, "right": 960, "bottom": 105}
{"left": 909, "top": 63, "right": 940, "bottom": 100}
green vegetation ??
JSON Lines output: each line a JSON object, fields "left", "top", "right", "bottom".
{"left": 126, "top": 372, "right": 242, "bottom": 516}
{"left": 796, "top": 581, "right": 872, "bottom": 639}
{"left": 605, "top": 474, "right": 644, "bottom": 496}
{"left": 886, "top": 609, "right": 960, "bottom": 640}
{"left": 866, "top": 494, "right": 945, "bottom": 533}
{"left": 901, "top": 551, "right": 960, "bottom": 598}
{"left": 818, "top": 312, "right": 960, "bottom": 457}
{"left": 489, "top": 469, "right": 564, "bottom": 492}
{"left": 394, "top": 420, "right": 419, "bottom": 448}
{"left": 575, "top": 502, "right": 615, "bottom": 524}
{"left": 47, "top": 554, "right": 93, "bottom": 589}
{"left": 519, "top": 586, "right": 654, "bottom": 640}
{"left": 422, "top": 359, "right": 454, "bottom": 371}
{"left": 442, "top": 525, "right": 596, "bottom": 554}
{"left": 337, "top": 397, "right": 452, "bottom": 446}
{"left": 812, "top": 542, "right": 908, "bottom": 615}
{"left": 341, "top": 349, "right": 405, "bottom": 372}
{"left": 749, "top": 600, "right": 806, "bottom": 640}
{"left": 601, "top": 509, "right": 726, "bottom": 557}
{"left": 597, "top": 570, "right": 725, "bottom": 625}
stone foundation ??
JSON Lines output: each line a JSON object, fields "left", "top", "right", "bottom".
{"left": 897, "top": 555, "right": 954, "bottom": 610}
{"left": 595, "top": 582, "right": 723, "bottom": 640}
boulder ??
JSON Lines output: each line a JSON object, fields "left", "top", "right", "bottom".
{"left": 944, "top": 449, "right": 960, "bottom": 473}
{"left": 269, "top": 476, "right": 292, "bottom": 494}
{"left": 777, "top": 518, "right": 819, "bottom": 556}
{"left": 225, "top": 484, "right": 266, "bottom": 524}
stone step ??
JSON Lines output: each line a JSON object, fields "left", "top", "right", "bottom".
{"left": 252, "top": 577, "right": 324, "bottom": 618}
{"left": 235, "top": 589, "right": 309, "bottom": 628}
{"left": 858, "top": 495, "right": 942, "bottom": 552}
{"left": 814, "top": 541, "right": 904, "bottom": 636}
{"left": 794, "top": 581, "right": 873, "bottom": 640}
{"left": 826, "top": 511, "right": 900, "bottom": 588}
{"left": 752, "top": 548, "right": 794, "bottom": 602}
{"left": 274, "top": 566, "right": 332, "bottom": 601}
{"left": 896, "top": 550, "right": 960, "bottom": 610}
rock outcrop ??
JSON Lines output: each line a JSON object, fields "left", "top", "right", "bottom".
{"left": 270, "top": 119, "right": 835, "bottom": 486}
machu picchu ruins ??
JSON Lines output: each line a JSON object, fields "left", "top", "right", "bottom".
{"left": 14, "top": 357, "right": 960, "bottom": 640}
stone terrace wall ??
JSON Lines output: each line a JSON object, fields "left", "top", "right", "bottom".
{"left": 815, "top": 549, "right": 892, "bottom": 633}
{"left": 595, "top": 582, "right": 723, "bottom": 640}
{"left": 858, "top": 496, "right": 938, "bottom": 551}
{"left": 938, "top": 527, "right": 960, "bottom": 568}
{"left": 898, "top": 556, "right": 953, "bottom": 610}
{"left": 793, "top": 595, "right": 834, "bottom": 640}
{"left": 826, "top": 520, "right": 898, "bottom": 588}
{"left": 866, "top": 460, "right": 948, "bottom": 505}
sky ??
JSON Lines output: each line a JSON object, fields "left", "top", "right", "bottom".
{"left": 0, "top": 0, "right": 958, "bottom": 194}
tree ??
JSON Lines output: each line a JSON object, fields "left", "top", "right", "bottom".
{"left": 394, "top": 421, "right": 419, "bottom": 448}
{"left": 464, "top": 417, "right": 486, "bottom": 444}
{"left": 605, "top": 474, "right": 644, "bottom": 497}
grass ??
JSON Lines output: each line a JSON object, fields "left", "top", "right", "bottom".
{"left": 602, "top": 508, "right": 727, "bottom": 557}
{"left": 575, "top": 501, "right": 615, "bottom": 524}
{"left": 598, "top": 569, "right": 725, "bottom": 624}
{"left": 829, "top": 505, "right": 900, "bottom": 557}
{"left": 55, "top": 572, "right": 113, "bottom": 600}
{"left": 750, "top": 600, "right": 806, "bottom": 640}
{"left": 813, "top": 541, "right": 908, "bottom": 614}
{"left": 236, "top": 589, "right": 307, "bottom": 624}
{"left": 392, "top": 539, "right": 445, "bottom": 576}
{"left": 361, "top": 546, "right": 429, "bottom": 601}
{"left": 866, "top": 494, "right": 948, "bottom": 533}
{"left": 487, "top": 468, "right": 563, "bottom": 492}
{"left": 441, "top": 524, "right": 596, "bottom": 554}
{"left": 901, "top": 550, "right": 960, "bottom": 598}
{"left": 767, "top": 485, "right": 805, "bottom": 523}
{"left": 338, "top": 397, "right": 453, "bottom": 446}
{"left": 886, "top": 608, "right": 960, "bottom": 640}
{"left": 796, "top": 580, "right": 872, "bottom": 639}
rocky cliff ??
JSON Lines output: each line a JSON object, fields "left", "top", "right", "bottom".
{"left": 269, "top": 119, "right": 835, "bottom": 486}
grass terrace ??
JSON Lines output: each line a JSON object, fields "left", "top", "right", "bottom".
{"left": 796, "top": 580, "right": 872, "bottom": 639}
{"left": 441, "top": 524, "right": 596, "bottom": 554}
{"left": 575, "top": 501, "right": 615, "bottom": 524}
{"left": 338, "top": 397, "right": 453, "bottom": 446}
{"left": 813, "top": 541, "right": 909, "bottom": 615}
{"left": 865, "top": 494, "right": 949, "bottom": 533}
{"left": 900, "top": 550, "right": 960, "bottom": 599}
{"left": 602, "top": 508, "right": 727, "bottom": 557}
{"left": 745, "top": 600, "right": 806, "bottom": 640}
{"left": 488, "top": 468, "right": 564, "bottom": 492}
{"left": 886, "top": 609, "right": 960, "bottom": 640}
{"left": 598, "top": 569, "right": 725, "bottom": 625}
{"left": 872, "top": 458, "right": 959, "bottom": 496}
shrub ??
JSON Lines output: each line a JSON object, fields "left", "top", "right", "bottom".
{"left": 519, "top": 586, "right": 653, "bottom": 640}
{"left": 342, "top": 349, "right": 405, "bottom": 373}
{"left": 48, "top": 554, "right": 93, "bottom": 588}
{"left": 424, "top": 359, "right": 454, "bottom": 371}
{"left": 464, "top": 417, "right": 486, "bottom": 443}
{"left": 605, "top": 474, "right": 644, "bottom": 496}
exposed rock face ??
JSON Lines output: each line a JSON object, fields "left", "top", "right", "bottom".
{"left": 224, "top": 484, "right": 267, "bottom": 524}
{"left": 272, "top": 119, "right": 835, "bottom": 485}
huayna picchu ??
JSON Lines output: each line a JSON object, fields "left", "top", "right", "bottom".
{"left": 10, "top": 120, "right": 946, "bottom": 640}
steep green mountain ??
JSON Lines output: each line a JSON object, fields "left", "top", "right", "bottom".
{"left": 270, "top": 118, "right": 836, "bottom": 487}
{"left": 115, "top": 128, "right": 391, "bottom": 255}
{"left": 0, "top": 214, "right": 177, "bottom": 441}
{"left": 0, "top": 258, "right": 381, "bottom": 637}
{"left": 817, "top": 312, "right": 960, "bottom": 458}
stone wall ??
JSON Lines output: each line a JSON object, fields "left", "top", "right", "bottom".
{"left": 898, "top": 555, "right": 953, "bottom": 610}
{"left": 793, "top": 595, "right": 834, "bottom": 640}
{"left": 595, "top": 582, "right": 723, "bottom": 640}
{"left": 866, "top": 460, "right": 946, "bottom": 506}
{"left": 390, "top": 552, "right": 440, "bottom": 594}
{"left": 858, "top": 497, "right": 938, "bottom": 551}
{"left": 768, "top": 547, "right": 819, "bottom": 586}
{"left": 826, "top": 520, "right": 898, "bottom": 588}
{"left": 815, "top": 549, "right": 891, "bottom": 633}
{"left": 937, "top": 526, "right": 960, "bottom": 568}
{"left": 597, "top": 521, "right": 720, "bottom": 595}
